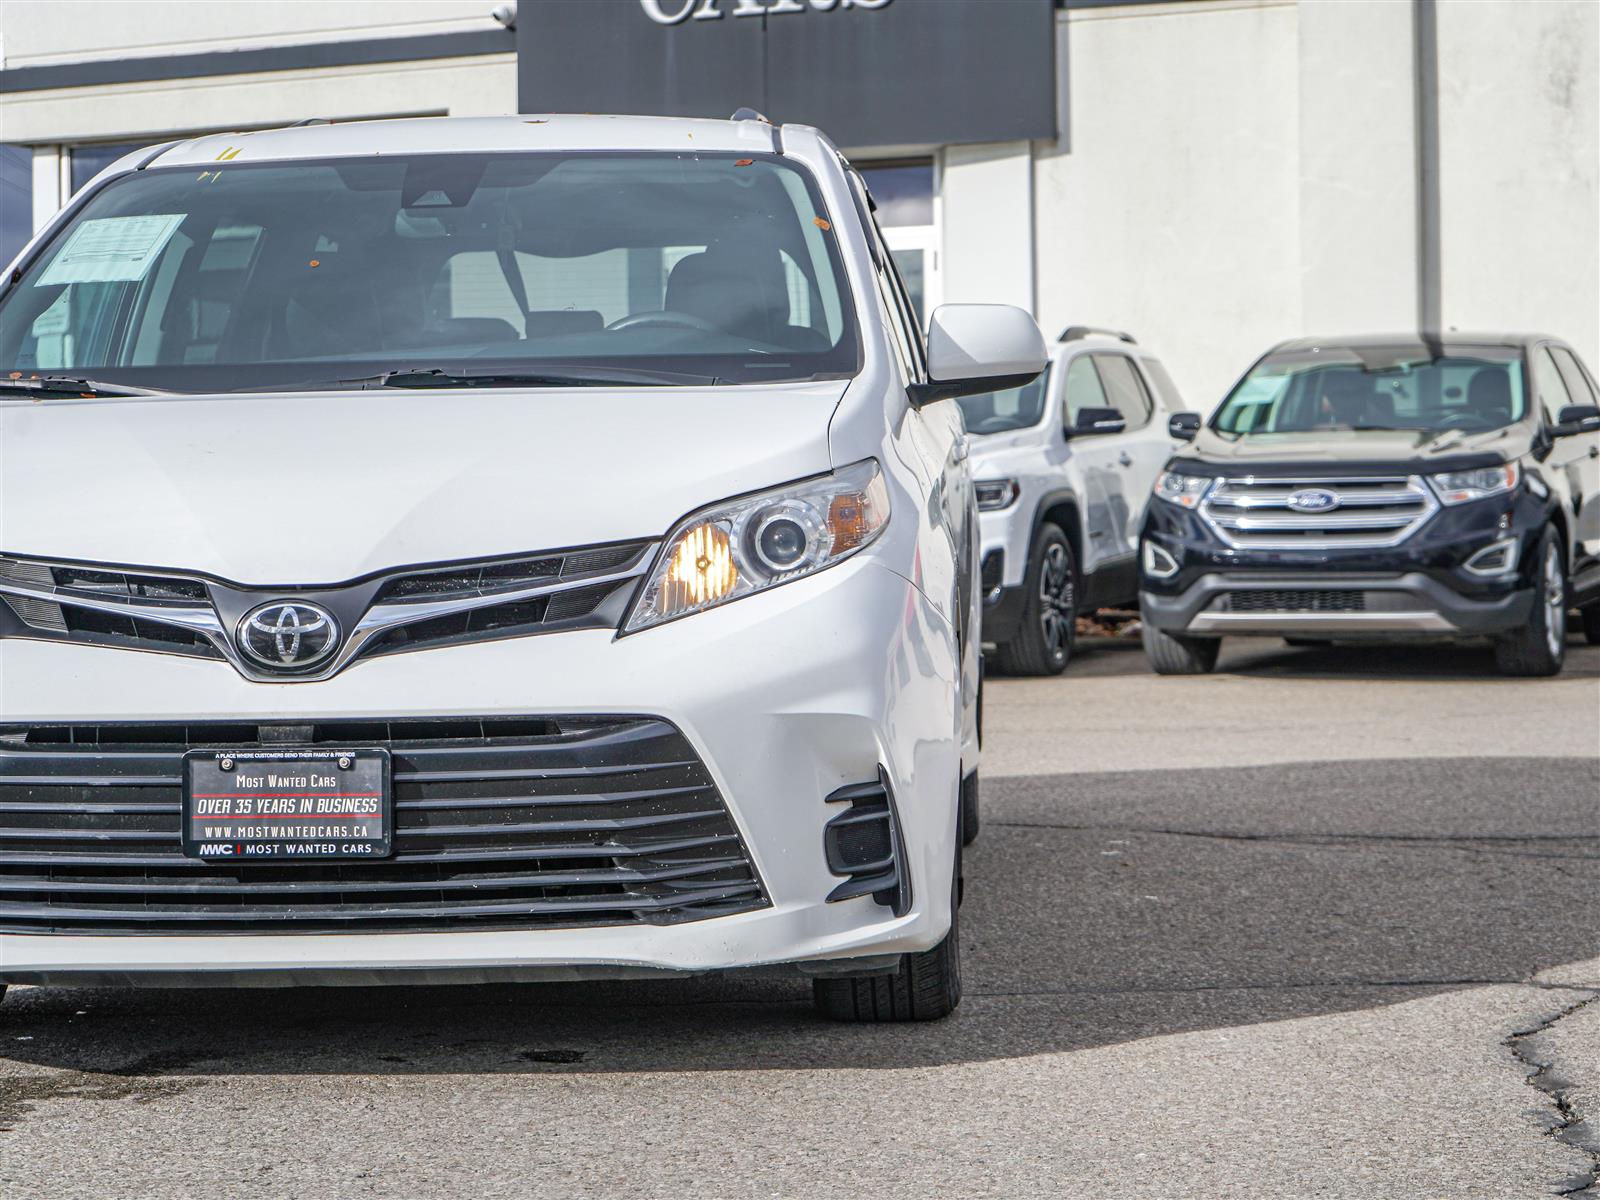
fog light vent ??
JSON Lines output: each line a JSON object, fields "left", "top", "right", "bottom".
{"left": 1463, "top": 537, "right": 1519, "bottom": 577}
{"left": 823, "top": 770, "right": 910, "bottom": 916}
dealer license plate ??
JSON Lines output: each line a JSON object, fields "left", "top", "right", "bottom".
{"left": 182, "top": 749, "right": 392, "bottom": 861}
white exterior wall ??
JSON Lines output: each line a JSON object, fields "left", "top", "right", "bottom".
{"left": 1032, "top": 0, "right": 1303, "bottom": 413}
{"left": 940, "top": 141, "right": 1036, "bottom": 314}
{"left": 0, "top": 0, "right": 496, "bottom": 65}
{"left": 1295, "top": 0, "right": 1419, "bottom": 336}
{"left": 1435, "top": 0, "right": 1599, "bottom": 371}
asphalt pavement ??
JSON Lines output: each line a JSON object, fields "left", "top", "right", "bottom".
{"left": 1, "top": 635, "right": 1596, "bottom": 1199}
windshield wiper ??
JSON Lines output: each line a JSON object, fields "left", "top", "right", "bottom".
{"left": 326, "top": 366, "right": 721, "bottom": 390}
{"left": 0, "top": 375, "right": 175, "bottom": 398}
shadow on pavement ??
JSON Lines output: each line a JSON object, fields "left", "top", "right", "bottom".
{"left": 2, "top": 758, "right": 1593, "bottom": 1086}
{"left": 1004, "top": 630, "right": 1600, "bottom": 681}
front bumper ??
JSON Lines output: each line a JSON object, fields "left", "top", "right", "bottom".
{"left": 0, "top": 558, "right": 961, "bottom": 985}
{"left": 1140, "top": 571, "right": 1534, "bottom": 637}
{"left": 1139, "top": 483, "right": 1548, "bottom": 639}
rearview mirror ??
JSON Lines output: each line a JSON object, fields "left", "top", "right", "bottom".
{"left": 1068, "top": 406, "right": 1126, "bottom": 438}
{"left": 909, "top": 303, "right": 1048, "bottom": 407}
{"left": 1169, "top": 411, "right": 1202, "bottom": 441}
{"left": 1553, "top": 403, "right": 1600, "bottom": 437}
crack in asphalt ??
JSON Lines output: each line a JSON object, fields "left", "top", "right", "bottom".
{"left": 1504, "top": 990, "right": 1600, "bottom": 1197}
{"left": 991, "top": 820, "right": 1600, "bottom": 860}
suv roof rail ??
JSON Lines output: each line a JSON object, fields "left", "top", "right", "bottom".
{"left": 1060, "top": 325, "right": 1136, "bottom": 345}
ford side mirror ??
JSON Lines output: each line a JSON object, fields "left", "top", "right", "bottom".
{"left": 1169, "top": 411, "right": 1201, "bottom": 441}
{"left": 909, "top": 303, "right": 1048, "bottom": 407}
{"left": 1553, "top": 403, "right": 1600, "bottom": 437}
{"left": 1068, "top": 406, "right": 1126, "bottom": 438}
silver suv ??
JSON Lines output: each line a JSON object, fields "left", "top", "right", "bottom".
{"left": 962, "top": 327, "right": 1186, "bottom": 674}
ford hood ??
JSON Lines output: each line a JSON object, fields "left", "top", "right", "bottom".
{"left": 1176, "top": 424, "right": 1526, "bottom": 475}
{"left": 0, "top": 382, "right": 847, "bottom": 584}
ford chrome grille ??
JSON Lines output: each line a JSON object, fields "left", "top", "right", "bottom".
{"left": 1200, "top": 476, "right": 1438, "bottom": 549}
{"left": 0, "top": 716, "right": 767, "bottom": 934}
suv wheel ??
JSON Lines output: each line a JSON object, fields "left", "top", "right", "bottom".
{"left": 814, "top": 810, "right": 963, "bottom": 1022}
{"left": 1493, "top": 528, "right": 1567, "bottom": 677}
{"left": 1141, "top": 620, "right": 1221, "bottom": 675}
{"left": 994, "top": 524, "right": 1075, "bottom": 676}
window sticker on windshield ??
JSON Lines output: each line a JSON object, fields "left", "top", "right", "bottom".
{"left": 36, "top": 214, "right": 185, "bottom": 286}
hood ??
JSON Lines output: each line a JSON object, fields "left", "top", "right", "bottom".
{"left": 1177, "top": 424, "right": 1526, "bottom": 475}
{"left": 0, "top": 383, "right": 846, "bottom": 584}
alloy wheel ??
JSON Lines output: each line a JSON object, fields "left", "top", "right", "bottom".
{"left": 1543, "top": 542, "right": 1565, "bottom": 659}
{"left": 1038, "top": 542, "right": 1074, "bottom": 662}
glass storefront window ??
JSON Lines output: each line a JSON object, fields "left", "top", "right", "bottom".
{"left": 70, "top": 143, "right": 144, "bottom": 194}
{"left": 860, "top": 162, "right": 933, "bottom": 228}
{"left": 0, "top": 146, "right": 33, "bottom": 267}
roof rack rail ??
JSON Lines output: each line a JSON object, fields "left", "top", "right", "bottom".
{"left": 1060, "top": 325, "right": 1136, "bottom": 344}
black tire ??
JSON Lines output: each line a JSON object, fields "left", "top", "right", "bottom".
{"left": 1141, "top": 620, "right": 1221, "bottom": 675}
{"left": 993, "top": 523, "right": 1076, "bottom": 676}
{"left": 1493, "top": 528, "right": 1567, "bottom": 677}
{"left": 814, "top": 811, "right": 963, "bottom": 1023}
{"left": 960, "top": 770, "right": 980, "bottom": 846}
{"left": 1580, "top": 603, "right": 1600, "bottom": 646}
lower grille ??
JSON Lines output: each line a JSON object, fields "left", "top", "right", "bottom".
{"left": 1223, "top": 590, "right": 1367, "bottom": 613}
{"left": 0, "top": 716, "right": 766, "bottom": 934}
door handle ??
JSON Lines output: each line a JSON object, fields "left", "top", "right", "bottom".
{"left": 1118, "top": 451, "right": 1133, "bottom": 467}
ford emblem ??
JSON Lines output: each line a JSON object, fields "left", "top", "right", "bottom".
{"left": 1286, "top": 488, "right": 1340, "bottom": 513}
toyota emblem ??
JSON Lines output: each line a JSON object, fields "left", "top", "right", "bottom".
{"left": 237, "top": 601, "right": 340, "bottom": 670}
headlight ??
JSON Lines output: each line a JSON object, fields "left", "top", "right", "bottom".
{"left": 1429, "top": 462, "right": 1519, "bottom": 505}
{"left": 975, "top": 479, "right": 1020, "bottom": 511}
{"left": 1153, "top": 469, "right": 1213, "bottom": 508}
{"left": 623, "top": 459, "right": 890, "bottom": 633}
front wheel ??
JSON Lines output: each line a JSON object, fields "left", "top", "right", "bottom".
{"left": 1141, "top": 620, "right": 1221, "bottom": 675}
{"left": 814, "top": 810, "right": 963, "bottom": 1022}
{"left": 993, "top": 523, "right": 1076, "bottom": 676}
{"left": 1492, "top": 528, "right": 1567, "bottom": 677}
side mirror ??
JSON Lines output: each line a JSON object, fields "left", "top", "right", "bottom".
{"left": 1067, "top": 406, "right": 1126, "bottom": 438}
{"left": 909, "top": 303, "right": 1048, "bottom": 407}
{"left": 1169, "top": 411, "right": 1202, "bottom": 441}
{"left": 1553, "top": 403, "right": 1600, "bottom": 437}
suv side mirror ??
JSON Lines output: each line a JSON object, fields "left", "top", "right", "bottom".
{"left": 910, "top": 303, "right": 1048, "bottom": 407}
{"left": 1169, "top": 411, "right": 1202, "bottom": 441}
{"left": 1067, "top": 406, "right": 1126, "bottom": 438}
{"left": 1553, "top": 403, "right": 1600, "bottom": 437}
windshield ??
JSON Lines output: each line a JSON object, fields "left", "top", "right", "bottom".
{"left": 956, "top": 370, "right": 1050, "bottom": 435}
{"left": 1213, "top": 344, "right": 1526, "bottom": 435}
{"left": 0, "top": 152, "right": 859, "bottom": 392}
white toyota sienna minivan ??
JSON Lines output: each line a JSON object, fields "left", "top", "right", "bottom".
{"left": 0, "top": 115, "right": 1045, "bottom": 1022}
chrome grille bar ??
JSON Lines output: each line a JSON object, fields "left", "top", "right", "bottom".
{"left": 1200, "top": 475, "right": 1438, "bottom": 550}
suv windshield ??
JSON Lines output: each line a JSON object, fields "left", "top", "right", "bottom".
{"left": 0, "top": 152, "right": 858, "bottom": 392}
{"left": 956, "top": 370, "right": 1049, "bottom": 435}
{"left": 1213, "top": 344, "right": 1526, "bottom": 435}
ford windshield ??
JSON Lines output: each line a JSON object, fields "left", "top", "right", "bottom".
{"left": 0, "top": 152, "right": 859, "bottom": 392}
{"left": 1212, "top": 344, "right": 1527, "bottom": 435}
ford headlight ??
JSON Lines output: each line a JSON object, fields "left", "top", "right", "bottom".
{"left": 1153, "top": 469, "right": 1213, "bottom": 509}
{"left": 1429, "top": 462, "right": 1519, "bottom": 505}
{"left": 623, "top": 459, "right": 890, "bottom": 633}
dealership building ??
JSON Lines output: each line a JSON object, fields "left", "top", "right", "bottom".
{"left": 0, "top": 0, "right": 1594, "bottom": 407}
